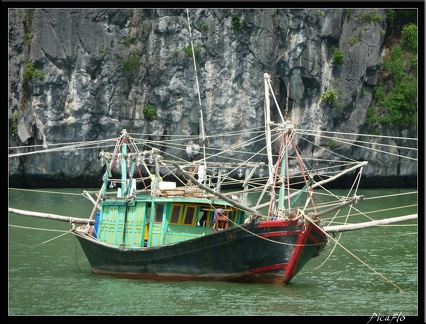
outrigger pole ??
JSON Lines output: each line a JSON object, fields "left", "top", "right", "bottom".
{"left": 9, "top": 208, "right": 94, "bottom": 225}
{"left": 324, "top": 214, "right": 417, "bottom": 233}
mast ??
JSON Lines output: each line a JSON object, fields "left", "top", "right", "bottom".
{"left": 281, "top": 85, "right": 291, "bottom": 215}
{"left": 186, "top": 9, "right": 207, "bottom": 184}
{"left": 263, "top": 73, "right": 278, "bottom": 218}
{"left": 263, "top": 73, "right": 275, "bottom": 188}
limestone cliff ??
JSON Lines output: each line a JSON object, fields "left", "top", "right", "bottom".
{"left": 8, "top": 8, "right": 417, "bottom": 188}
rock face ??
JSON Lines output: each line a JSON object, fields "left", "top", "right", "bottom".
{"left": 8, "top": 8, "right": 417, "bottom": 188}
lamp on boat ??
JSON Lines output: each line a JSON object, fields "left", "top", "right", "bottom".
{"left": 211, "top": 168, "right": 217, "bottom": 176}
{"left": 237, "top": 167, "right": 244, "bottom": 178}
{"left": 147, "top": 153, "right": 154, "bottom": 164}
{"left": 258, "top": 167, "right": 265, "bottom": 177}
{"left": 99, "top": 150, "right": 107, "bottom": 166}
{"left": 126, "top": 155, "right": 132, "bottom": 167}
{"left": 136, "top": 155, "right": 142, "bottom": 166}
{"left": 116, "top": 154, "right": 121, "bottom": 169}
{"left": 221, "top": 167, "right": 227, "bottom": 175}
{"left": 186, "top": 142, "right": 200, "bottom": 161}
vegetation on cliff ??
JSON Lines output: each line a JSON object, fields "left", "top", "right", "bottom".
{"left": 366, "top": 9, "right": 417, "bottom": 133}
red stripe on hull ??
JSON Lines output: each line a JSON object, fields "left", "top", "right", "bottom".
{"left": 257, "top": 220, "right": 297, "bottom": 228}
{"left": 308, "top": 225, "right": 327, "bottom": 244}
{"left": 249, "top": 263, "right": 287, "bottom": 273}
{"left": 308, "top": 232, "right": 320, "bottom": 244}
{"left": 282, "top": 222, "right": 313, "bottom": 284}
{"left": 259, "top": 230, "right": 301, "bottom": 238}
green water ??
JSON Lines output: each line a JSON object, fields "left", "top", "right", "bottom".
{"left": 8, "top": 188, "right": 418, "bottom": 316}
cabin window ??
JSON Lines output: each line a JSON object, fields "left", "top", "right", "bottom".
{"left": 183, "top": 206, "right": 196, "bottom": 225}
{"left": 197, "top": 210, "right": 209, "bottom": 226}
{"left": 169, "top": 205, "right": 182, "bottom": 224}
{"left": 154, "top": 203, "right": 165, "bottom": 223}
{"left": 207, "top": 211, "right": 214, "bottom": 226}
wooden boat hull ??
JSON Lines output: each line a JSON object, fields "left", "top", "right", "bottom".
{"left": 74, "top": 218, "right": 327, "bottom": 285}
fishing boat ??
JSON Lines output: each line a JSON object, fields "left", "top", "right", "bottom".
{"left": 8, "top": 7, "right": 418, "bottom": 287}
{"left": 11, "top": 72, "right": 418, "bottom": 286}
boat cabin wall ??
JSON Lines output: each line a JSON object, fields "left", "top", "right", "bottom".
{"left": 93, "top": 199, "right": 247, "bottom": 248}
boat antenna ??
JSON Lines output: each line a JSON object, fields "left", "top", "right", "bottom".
{"left": 263, "top": 73, "right": 275, "bottom": 193}
{"left": 264, "top": 74, "right": 286, "bottom": 123}
{"left": 186, "top": 9, "right": 207, "bottom": 181}
{"left": 285, "top": 83, "right": 290, "bottom": 121}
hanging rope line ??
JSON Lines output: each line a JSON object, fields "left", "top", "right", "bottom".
{"left": 307, "top": 217, "right": 415, "bottom": 297}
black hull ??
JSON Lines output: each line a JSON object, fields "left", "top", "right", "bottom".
{"left": 75, "top": 219, "right": 327, "bottom": 285}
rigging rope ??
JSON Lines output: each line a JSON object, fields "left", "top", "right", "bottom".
{"left": 306, "top": 216, "right": 415, "bottom": 296}
{"left": 8, "top": 225, "right": 72, "bottom": 249}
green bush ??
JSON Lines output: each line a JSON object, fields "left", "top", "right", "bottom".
{"left": 25, "top": 32, "right": 33, "bottom": 45}
{"left": 11, "top": 111, "right": 19, "bottom": 134}
{"left": 386, "top": 9, "right": 398, "bottom": 31}
{"left": 369, "top": 65, "right": 417, "bottom": 128}
{"left": 333, "top": 47, "right": 344, "bottom": 65}
{"left": 122, "top": 38, "right": 132, "bottom": 47}
{"left": 231, "top": 14, "right": 241, "bottom": 30}
{"left": 321, "top": 88, "right": 337, "bottom": 105}
{"left": 381, "top": 46, "right": 404, "bottom": 83}
{"left": 407, "top": 53, "right": 417, "bottom": 72}
{"left": 143, "top": 105, "right": 158, "bottom": 121}
{"left": 357, "top": 12, "right": 384, "bottom": 24}
{"left": 23, "top": 62, "right": 44, "bottom": 81}
{"left": 386, "top": 9, "right": 417, "bottom": 35}
{"left": 366, "top": 10, "right": 417, "bottom": 131}
{"left": 365, "top": 107, "right": 381, "bottom": 135}
{"left": 183, "top": 42, "right": 202, "bottom": 58}
{"left": 379, "top": 74, "right": 417, "bottom": 127}
{"left": 373, "top": 85, "right": 386, "bottom": 102}
{"left": 21, "top": 12, "right": 29, "bottom": 24}
{"left": 326, "top": 140, "right": 338, "bottom": 149}
{"left": 198, "top": 22, "right": 208, "bottom": 32}
{"left": 349, "top": 37, "right": 358, "bottom": 46}
{"left": 401, "top": 23, "right": 417, "bottom": 53}
{"left": 122, "top": 49, "right": 141, "bottom": 72}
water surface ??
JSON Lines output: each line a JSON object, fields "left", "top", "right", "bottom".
{"left": 8, "top": 188, "right": 418, "bottom": 316}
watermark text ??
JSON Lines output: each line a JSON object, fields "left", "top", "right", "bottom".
{"left": 366, "top": 312, "right": 405, "bottom": 324}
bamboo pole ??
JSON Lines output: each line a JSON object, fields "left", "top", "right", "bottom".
{"left": 9, "top": 208, "right": 94, "bottom": 225}
{"left": 309, "top": 195, "right": 365, "bottom": 218}
{"left": 324, "top": 214, "right": 417, "bottom": 233}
